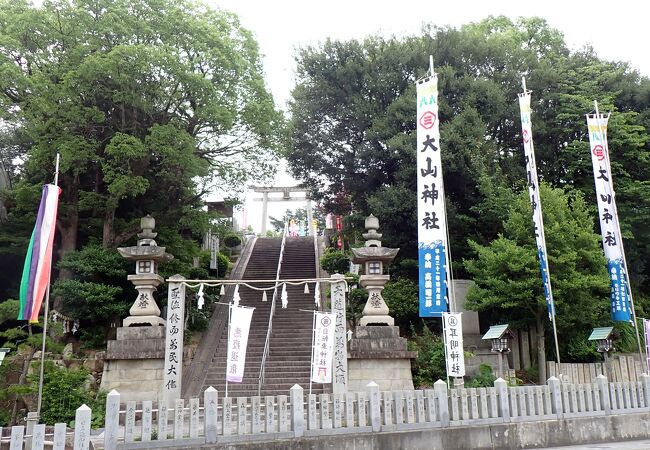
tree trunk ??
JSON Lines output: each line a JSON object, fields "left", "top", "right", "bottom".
{"left": 102, "top": 207, "right": 115, "bottom": 248}
{"left": 536, "top": 313, "right": 547, "bottom": 384}
{"left": 54, "top": 175, "right": 79, "bottom": 309}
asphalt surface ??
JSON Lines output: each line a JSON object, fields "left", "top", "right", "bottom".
{"left": 539, "top": 440, "right": 650, "bottom": 449}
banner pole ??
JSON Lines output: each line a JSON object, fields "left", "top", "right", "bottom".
{"left": 36, "top": 153, "right": 60, "bottom": 419}
{"left": 519, "top": 81, "right": 561, "bottom": 365}
{"left": 594, "top": 101, "right": 644, "bottom": 367}
{"left": 225, "top": 303, "right": 231, "bottom": 398}
{"left": 309, "top": 311, "right": 316, "bottom": 396}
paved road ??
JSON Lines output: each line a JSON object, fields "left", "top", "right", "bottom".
{"left": 540, "top": 440, "right": 650, "bottom": 449}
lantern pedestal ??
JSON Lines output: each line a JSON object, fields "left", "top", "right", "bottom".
{"left": 101, "top": 326, "right": 166, "bottom": 402}
{"left": 358, "top": 275, "right": 394, "bottom": 326}
{"left": 123, "top": 274, "right": 166, "bottom": 327}
{"left": 347, "top": 326, "right": 417, "bottom": 392}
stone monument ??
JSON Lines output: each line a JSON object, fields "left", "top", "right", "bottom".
{"left": 347, "top": 215, "right": 417, "bottom": 391}
{"left": 101, "top": 216, "right": 173, "bottom": 401}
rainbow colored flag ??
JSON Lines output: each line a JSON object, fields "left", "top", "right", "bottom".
{"left": 18, "top": 184, "right": 61, "bottom": 323}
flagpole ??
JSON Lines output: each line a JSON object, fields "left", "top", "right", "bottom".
{"left": 309, "top": 311, "right": 316, "bottom": 396}
{"left": 225, "top": 303, "right": 232, "bottom": 398}
{"left": 594, "top": 101, "right": 644, "bottom": 367}
{"left": 36, "top": 153, "right": 60, "bottom": 418}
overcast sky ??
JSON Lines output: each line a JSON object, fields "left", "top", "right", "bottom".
{"left": 207, "top": 0, "right": 648, "bottom": 232}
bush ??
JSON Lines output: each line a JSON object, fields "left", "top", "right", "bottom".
{"left": 465, "top": 363, "right": 496, "bottom": 388}
{"left": 223, "top": 233, "right": 242, "bottom": 248}
{"left": 320, "top": 248, "right": 349, "bottom": 274}
{"left": 408, "top": 325, "right": 446, "bottom": 388}
{"left": 383, "top": 278, "right": 419, "bottom": 331}
{"left": 27, "top": 362, "right": 105, "bottom": 426}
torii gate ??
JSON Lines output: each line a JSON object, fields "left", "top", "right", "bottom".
{"left": 251, "top": 185, "right": 314, "bottom": 235}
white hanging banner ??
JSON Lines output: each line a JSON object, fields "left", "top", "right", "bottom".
{"left": 311, "top": 311, "right": 336, "bottom": 383}
{"left": 330, "top": 279, "right": 348, "bottom": 393}
{"left": 518, "top": 91, "right": 555, "bottom": 320}
{"left": 163, "top": 277, "right": 185, "bottom": 405}
{"left": 586, "top": 114, "right": 631, "bottom": 322}
{"left": 226, "top": 305, "right": 254, "bottom": 383}
{"left": 417, "top": 73, "right": 449, "bottom": 317}
{"left": 443, "top": 312, "right": 465, "bottom": 377}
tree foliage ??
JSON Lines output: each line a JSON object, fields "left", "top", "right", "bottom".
{"left": 465, "top": 184, "right": 610, "bottom": 361}
{"left": 0, "top": 0, "right": 283, "bottom": 333}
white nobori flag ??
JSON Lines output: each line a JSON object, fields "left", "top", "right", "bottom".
{"left": 226, "top": 305, "right": 254, "bottom": 383}
{"left": 518, "top": 91, "right": 556, "bottom": 320}
{"left": 311, "top": 311, "right": 336, "bottom": 383}
{"left": 586, "top": 113, "right": 631, "bottom": 322}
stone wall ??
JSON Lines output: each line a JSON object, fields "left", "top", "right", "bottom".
{"left": 347, "top": 359, "right": 414, "bottom": 392}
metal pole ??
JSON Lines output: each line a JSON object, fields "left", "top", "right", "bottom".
{"left": 594, "top": 101, "right": 644, "bottom": 367}
{"left": 225, "top": 303, "right": 232, "bottom": 398}
{"left": 520, "top": 79, "right": 561, "bottom": 365}
{"left": 309, "top": 311, "right": 316, "bottom": 396}
{"left": 36, "top": 153, "right": 60, "bottom": 418}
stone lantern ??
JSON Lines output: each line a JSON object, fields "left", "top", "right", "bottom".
{"left": 350, "top": 214, "right": 399, "bottom": 326}
{"left": 347, "top": 214, "right": 416, "bottom": 392}
{"left": 117, "top": 215, "right": 173, "bottom": 327}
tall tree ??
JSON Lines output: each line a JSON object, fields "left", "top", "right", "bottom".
{"left": 465, "top": 184, "right": 610, "bottom": 379}
{"left": 0, "top": 0, "right": 284, "bottom": 310}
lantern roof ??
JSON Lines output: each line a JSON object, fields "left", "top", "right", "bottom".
{"left": 482, "top": 324, "right": 513, "bottom": 340}
{"left": 588, "top": 327, "right": 614, "bottom": 341}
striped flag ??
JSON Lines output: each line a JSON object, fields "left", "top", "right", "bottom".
{"left": 18, "top": 184, "right": 61, "bottom": 323}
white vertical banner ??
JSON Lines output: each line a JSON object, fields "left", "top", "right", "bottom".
{"left": 443, "top": 312, "right": 465, "bottom": 377}
{"left": 417, "top": 73, "right": 449, "bottom": 317}
{"left": 644, "top": 319, "right": 650, "bottom": 373}
{"left": 518, "top": 91, "right": 555, "bottom": 319}
{"left": 330, "top": 278, "right": 348, "bottom": 393}
{"left": 311, "top": 311, "right": 336, "bottom": 383}
{"left": 226, "top": 305, "right": 254, "bottom": 383}
{"left": 587, "top": 114, "right": 631, "bottom": 322}
{"left": 164, "top": 275, "right": 185, "bottom": 405}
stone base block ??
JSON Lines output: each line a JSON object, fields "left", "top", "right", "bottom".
{"left": 347, "top": 325, "right": 417, "bottom": 392}
{"left": 102, "top": 326, "right": 166, "bottom": 402}
{"left": 123, "top": 315, "right": 165, "bottom": 327}
{"left": 359, "top": 315, "right": 394, "bottom": 326}
{"left": 347, "top": 359, "right": 414, "bottom": 392}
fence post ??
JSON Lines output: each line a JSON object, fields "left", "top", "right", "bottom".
{"left": 290, "top": 384, "right": 305, "bottom": 438}
{"left": 641, "top": 374, "right": 650, "bottom": 409}
{"left": 73, "top": 404, "right": 92, "bottom": 450}
{"left": 366, "top": 382, "right": 381, "bottom": 432}
{"left": 204, "top": 387, "right": 219, "bottom": 444}
{"left": 25, "top": 411, "right": 38, "bottom": 449}
{"left": 596, "top": 374, "right": 611, "bottom": 415}
{"left": 433, "top": 379, "right": 449, "bottom": 427}
{"left": 104, "top": 390, "right": 120, "bottom": 450}
{"left": 494, "top": 378, "right": 510, "bottom": 422}
{"left": 547, "top": 376, "right": 563, "bottom": 418}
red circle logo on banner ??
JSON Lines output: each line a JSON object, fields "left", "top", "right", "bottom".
{"left": 592, "top": 144, "right": 605, "bottom": 161}
{"left": 419, "top": 111, "right": 437, "bottom": 129}
{"left": 523, "top": 129, "right": 530, "bottom": 144}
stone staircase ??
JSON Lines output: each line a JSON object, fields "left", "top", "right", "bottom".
{"left": 198, "top": 236, "right": 323, "bottom": 397}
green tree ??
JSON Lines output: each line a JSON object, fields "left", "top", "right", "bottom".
{"left": 465, "top": 184, "right": 610, "bottom": 381}
{"left": 0, "top": 0, "right": 283, "bottom": 324}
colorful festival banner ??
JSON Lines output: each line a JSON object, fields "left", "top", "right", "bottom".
{"left": 518, "top": 92, "right": 555, "bottom": 319}
{"left": 18, "top": 184, "right": 61, "bottom": 323}
{"left": 442, "top": 312, "right": 465, "bottom": 377}
{"left": 311, "top": 311, "right": 335, "bottom": 383}
{"left": 417, "top": 74, "right": 448, "bottom": 317}
{"left": 587, "top": 114, "right": 631, "bottom": 322}
{"left": 226, "top": 305, "right": 254, "bottom": 382}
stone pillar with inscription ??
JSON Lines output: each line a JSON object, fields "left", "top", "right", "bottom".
{"left": 101, "top": 216, "right": 174, "bottom": 402}
{"left": 347, "top": 215, "right": 417, "bottom": 392}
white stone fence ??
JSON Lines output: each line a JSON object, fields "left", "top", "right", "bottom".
{"left": 3, "top": 374, "right": 650, "bottom": 449}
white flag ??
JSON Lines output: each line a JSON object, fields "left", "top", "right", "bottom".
{"left": 226, "top": 305, "right": 254, "bottom": 383}
{"left": 311, "top": 312, "right": 336, "bottom": 383}
{"left": 443, "top": 312, "right": 465, "bottom": 377}
{"left": 587, "top": 114, "right": 631, "bottom": 322}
